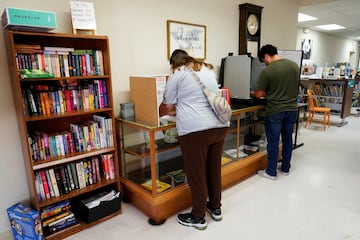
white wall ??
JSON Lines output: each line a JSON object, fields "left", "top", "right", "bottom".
{"left": 297, "top": 27, "right": 359, "bottom": 68}
{"left": 0, "top": 0, "right": 299, "bottom": 236}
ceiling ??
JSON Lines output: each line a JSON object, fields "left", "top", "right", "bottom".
{"left": 298, "top": 0, "right": 360, "bottom": 40}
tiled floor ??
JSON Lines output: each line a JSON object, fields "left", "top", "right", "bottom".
{"left": 66, "top": 113, "right": 360, "bottom": 240}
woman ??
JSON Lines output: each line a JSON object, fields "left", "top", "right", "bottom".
{"left": 161, "top": 49, "right": 229, "bottom": 230}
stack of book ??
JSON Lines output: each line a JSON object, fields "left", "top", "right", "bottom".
{"left": 40, "top": 200, "right": 79, "bottom": 235}
{"left": 166, "top": 169, "right": 186, "bottom": 185}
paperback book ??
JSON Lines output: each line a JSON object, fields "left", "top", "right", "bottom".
{"left": 141, "top": 180, "right": 171, "bottom": 193}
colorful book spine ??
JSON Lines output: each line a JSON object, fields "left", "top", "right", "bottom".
{"left": 45, "top": 169, "right": 55, "bottom": 198}
{"left": 39, "top": 170, "right": 51, "bottom": 199}
{"left": 40, "top": 200, "right": 71, "bottom": 219}
{"left": 48, "top": 168, "right": 60, "bottom": 197}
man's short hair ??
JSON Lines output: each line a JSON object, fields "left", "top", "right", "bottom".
{"left": 259, "top": 44, "right": 278, "bottom": 62}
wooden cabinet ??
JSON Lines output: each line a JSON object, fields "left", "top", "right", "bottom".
{"left": 116, "top": 105, "right": 267, "bottom": 224}
{"left": 4, "top": 30, "right": 121, "bottom": 239}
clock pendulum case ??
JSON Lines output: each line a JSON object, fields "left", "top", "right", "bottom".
{"left": 239, "top": 3, "right": 263, "bottom": 57}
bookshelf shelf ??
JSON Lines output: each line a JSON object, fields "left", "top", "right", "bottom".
{"left": 20, "top": 75, "right": 111, "bottom": 82}
{"left": 4, "top": 30, "right": 121, "bottom": 239}
{"left": 24, "top": 108, "right": 113, "bottom": 122}
{"left": 32, "top": 148, "right": 116, "bottom": 170}
{"left": 116, "top": 105, "right": 269, "bottom": 224}
{"left": 38, "top": 178, "right": 119, "bottom": 208}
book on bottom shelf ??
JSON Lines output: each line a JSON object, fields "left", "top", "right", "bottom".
{"left": 42, "top": 210, "right": 73, "bottom": 227}
{"left": 40, "top": 200, "right": 79, "bottom": 235}
{"left": 223, "top": 148, "right": 248, "bottom": 159}
{"left": 141, "top": 179, "right": 171, "bottom": 193}
{"left": 166, "top": 169, "right": 186, "bottom": 184}
{"left": 221, "top": 156, "right": 232, "bottom": 165}
{"left": 47, "top": 218, "right": 79, "bottom": 235}
{"left": 40, "top": 200, "right": 71, "bottom": 220}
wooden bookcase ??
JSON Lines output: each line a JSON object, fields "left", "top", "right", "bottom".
{"left": 116, "top": 105, "right": 268, "bottom": 224}
{"left": 4, "top": 30, "right": 121, "bottom": 239}
{"left": 300, "top": 78, "right": 355, "bottom": 125}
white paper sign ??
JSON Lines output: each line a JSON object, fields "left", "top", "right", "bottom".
{"left": 70, "top": 1, "right": 97, "bottom": 30}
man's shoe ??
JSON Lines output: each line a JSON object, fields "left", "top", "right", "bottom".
{"left": 257, "top": 170, "right": 276, "bottom": 180}
{"left": 278, "top": 166, "right": 290, "bottom": 176}
{"left": 279, "top": 169, "right": 289, "bottom": 176}
{"left": 177, "top": 213, "right": 207, "bottom": 230}
{"left": 207, "top": 207, "right": 222, "bottom": 221}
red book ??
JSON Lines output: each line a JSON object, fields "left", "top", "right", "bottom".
{"left": 107, "top": 154, "right": 115, "bottom": 180}
{"left": 39, "top": 53, "right": 45, "bottom": 70}
{"left": 66, "top": 131, "right": 74, "bottom": 154}
{"left": 40, "top": 170, "right": 51, "bottom": 199}
{"left": 81, "top": 55, "right": 87, "bottom": 76}
{"left": 101, "top": 154, "right": 110, "bottom": 180}
{"left": 64, "top": 89, "right": 72, "bottom": 113}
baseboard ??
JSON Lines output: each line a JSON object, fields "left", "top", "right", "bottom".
{"left": 0, "top": 230, "right": 12, "bottom": 240}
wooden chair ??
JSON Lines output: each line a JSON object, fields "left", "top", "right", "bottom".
{"left": 305, "top": 89, "right": 331, "bottom": 130}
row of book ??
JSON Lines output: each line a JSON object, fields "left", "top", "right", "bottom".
{"left": 15, "top": 45, "right": 104, "bottom": 77}
{"left": 28, "top": 115, "right": 113, "bottom": 162}
{"left": 306, "top": 83, "right": 343, "bottom": 104}
{"left": 22, "top": 79, "right": 108, "bottom": 117}
{"left": 313, "top": 83, "right": 343, "bottom": 98}
{"left": 35, "top": 153, "right": 115, "bottom": 201}
{"left": 40, "top": 200, "right": 79, "bottom": 235}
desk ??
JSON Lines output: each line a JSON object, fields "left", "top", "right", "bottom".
{"left": 293, "top": 103, "right": 308, "bottom": 149}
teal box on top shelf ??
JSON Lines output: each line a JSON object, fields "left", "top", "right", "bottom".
{"left": 7, "top": 203, "right": 44, "bottom": 240}
{"left": 2, "top": 7, "right": 56, "bottom": 31}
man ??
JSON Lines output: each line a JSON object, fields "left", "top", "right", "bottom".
{"left": 254, "top": 44, "right": 299, "bottom": 180}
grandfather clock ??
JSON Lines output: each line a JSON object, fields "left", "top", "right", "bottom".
{"left": 239, "top": 3, "right": 263, "bottom": 57}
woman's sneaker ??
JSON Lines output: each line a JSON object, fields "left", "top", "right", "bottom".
{"left": 207, "top": 207, "right": 223, "bottom": 221}
{"left": 177, "top": 213, "right": 207, "bottom": 230}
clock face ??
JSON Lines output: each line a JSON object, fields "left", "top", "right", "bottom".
{"left": 247, "top": 14, "right": 259, "bottom": 35}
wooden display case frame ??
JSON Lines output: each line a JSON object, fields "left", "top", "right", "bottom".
{"left": 117, "top": 105, "right": 269, "bottom": 224}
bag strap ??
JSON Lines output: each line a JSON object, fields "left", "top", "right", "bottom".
{"left": 191, "top": 71, "right": 212, "bottom": 97}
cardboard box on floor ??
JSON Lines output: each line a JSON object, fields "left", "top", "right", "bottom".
{"left": 130, "top": 75, "right": 167, "bottom": 126}
{"left": 7, "top": 203, "right": 44, "bottom": 240}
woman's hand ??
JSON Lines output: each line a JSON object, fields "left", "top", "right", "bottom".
{"left": 159, "top": 103, "right": 176, "bottom": 117}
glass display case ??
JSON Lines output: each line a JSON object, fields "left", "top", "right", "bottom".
{"left": 116, "top": 105, "right": 268, "bottom": 224}
{"left": 120, "top": 121, "right": 183, "bottom": 194}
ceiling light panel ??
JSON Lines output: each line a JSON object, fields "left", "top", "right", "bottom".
{"left": 298, "top": 13, "right": 318, "bottom": 22}
{"left": 315, "top": 24, "right": 346, "bottom": 31}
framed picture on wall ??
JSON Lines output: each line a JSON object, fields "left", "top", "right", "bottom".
{"left": 301, "top": 38, "right": 312, "bottom": 60}
{"left": 167, "top": 20, "right": 206, "bottom": 60}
